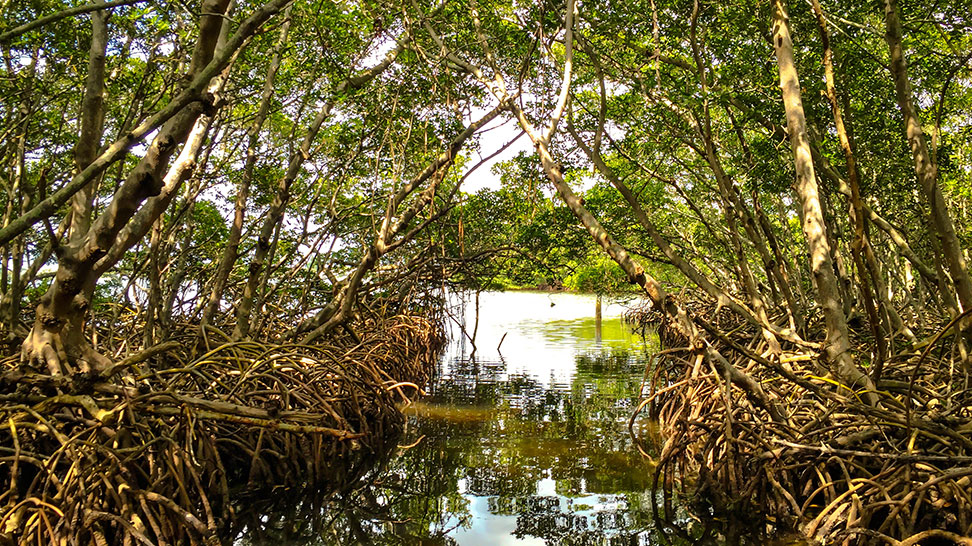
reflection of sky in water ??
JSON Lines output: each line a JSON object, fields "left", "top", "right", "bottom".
{"left": 416, "top": 291, "right": 655, "bottom": 545}
{"left": 449, "top": 476, "right": 648, "bottom": 546}
{"left": 449, "top": 495, "right": 544, "bottom": 546}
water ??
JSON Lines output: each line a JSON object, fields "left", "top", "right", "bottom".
{"left": 393, "top": 290, "right": 658, "bottom": 545}
{"left": 233, "top": 291, "right": 778, "bottom": 545}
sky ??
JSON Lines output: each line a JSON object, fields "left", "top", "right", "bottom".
{"left": 458, "top": 104, "right": 535, "bottom": 193}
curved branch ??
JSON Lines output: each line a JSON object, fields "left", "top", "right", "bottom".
{"left": 0, "top": 0, "right": 146, "bottom": 43}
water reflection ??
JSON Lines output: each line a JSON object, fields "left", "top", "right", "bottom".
{"left": 321, "top": 347, "right": 658, "bottom": 545}
{"left": 231, "top": 292, "right": 782, "bottom": 545}
{"left": 353, "top": 292, "right": 659, "bottom": 545}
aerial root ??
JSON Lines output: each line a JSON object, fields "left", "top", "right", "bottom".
{"left": 628, "top": 297, "right": 972, "bottom": 544}
{"left": 0, "top": 314, "right": 444, "bottom": 545}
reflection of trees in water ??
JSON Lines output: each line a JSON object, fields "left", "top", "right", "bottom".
{"left": 228, "top": 443, "right": 403, "bottom": 545}
{"left": 337, "top": 432, "right": 472, "bottom": 545}
{"left": 466, "top": 454, "right": 543, "bottom": 498}
{"left": 233, "top": 348, "right": 775, "bottom": 545}
{"left": 512, "top": 496, "right": 643, "bottom": 546}
{"left": 513, "top": 496, "right": 589, "bottom": 541}
{"left": 379, "top": 349, "right": 660, "bottom": 544}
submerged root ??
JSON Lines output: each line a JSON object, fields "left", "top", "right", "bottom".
{"left": 629, "top": 298, "right": 972, "bottom": 544}
{"left": 0, "top": 314, "right": 444, "bottom": 545}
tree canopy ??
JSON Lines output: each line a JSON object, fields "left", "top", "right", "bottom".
{"left": 2, "top": 0, "right": 972, "bottom": 542}
{"left": 1, "top": 0, "right": 969, "bottom": 363}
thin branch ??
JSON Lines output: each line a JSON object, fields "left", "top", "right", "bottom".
{"left": 0, "top": 0, "right": 148, "bottom": 43}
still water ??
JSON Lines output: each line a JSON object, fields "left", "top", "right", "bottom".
{"left": 399, "top": 290, "right": 658, "bottom": 545}
{"left": 233, "top": 291, "right": 737, "bottom": 545}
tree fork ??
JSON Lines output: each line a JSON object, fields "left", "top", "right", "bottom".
{"left": 233, "top": 26, "right": 415, "bottom": 340}
{"left": 19, "top": 0, "right": 255, "bottom": 374}
{"left": 0, "top": 0, "right": 295, "bottom": 249}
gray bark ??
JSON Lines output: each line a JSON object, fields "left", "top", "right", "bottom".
{"left": 19, "top": 0, "right": 293, "bottom": 373}
{"left": 771, "top": 0, "right": 873, "bottom": 397}
{"left": 201, "top": 9, "right": 292, "bottom": 329}
{"left": 883, "top": 0, "right": 972, "bottom": 316}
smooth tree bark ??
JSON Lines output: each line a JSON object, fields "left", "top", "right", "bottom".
{"left": 810, "top": 0, "right": 888, "bottom": 379}
{"left": 883, "top": 0, "right": 972, "bottom": 316}
{"left": 201, "top": 8, "right": 293, "bottom": 330}
{"left": 770, "top": 0, "right": 874, "bottom": 397}
{"left": 728, "top": 94, "right": 940, "bottom": 304}
{"left": 19, "top": 0, "right": 292, "bottom": 373}
{"left": 69, "top": 0, "right": 109, "bottom": 244}
{"left": 0, "top": 0, "right": 293, "bottom": 249}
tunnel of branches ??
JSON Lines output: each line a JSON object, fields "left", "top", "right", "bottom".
{"left": 1, "top": 0, "right": 971, "bottom": 544}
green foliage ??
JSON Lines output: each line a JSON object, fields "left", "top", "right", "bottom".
{"left": 1, "top": 0, "right": 969, "bottom": 352}
{"left": 563, "top": 255, "right": 632, "bottom": 294}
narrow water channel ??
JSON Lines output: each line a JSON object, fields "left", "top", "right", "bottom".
{"left": 392, "top": 290, "right": 659, "bottom": 544}
{"left": 233, "top": 291, "right": 786, "bottom": 545}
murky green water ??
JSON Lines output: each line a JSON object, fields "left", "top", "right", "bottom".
{"left": 233, "top": 291, "right": 787, "bottom": 545}
{"left": 385, "top": 292, "right": 659, "bottom": 545}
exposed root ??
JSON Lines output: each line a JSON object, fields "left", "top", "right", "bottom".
{"left": 0, "top": 314, "right": 444, "bottom": 545}
{"left": 18, "top": 325, "right": 63, "bottom": 375}
{"left": 629, "top": 297, "right": 972, "bottom": 545}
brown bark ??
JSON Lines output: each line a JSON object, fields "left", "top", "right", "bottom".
{"left": 646, "top": 67, "right": 786, "bottom": 350}
{"left": 725, "top": 106, "right": 803, "bottom": 330}
{"left": 883, "top": 0, "right": 972, "bottom": 316}
{"left": 201, "top": 9, "right": 292, "bottom": 330}
{"left": 628, "top": 33, "right": 945, "bottom": 328}
{"left": 728, "top": 95, "right": 941, "bottom": 297}
{"left": 629, "top": 22, "right": 795, "bottom": 345}
{"left": 19, "top": 0, "right": 272, "bottom": 373}
{"left": 811, "top": 0, "right": 888, "bottom": 379}
{"left": 770, "top": 0, "right": 873, "bottom": 397}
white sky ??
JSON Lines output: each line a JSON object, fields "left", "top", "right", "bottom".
{"left": 459, "top": 105, "right": 534, "bottom": 193}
